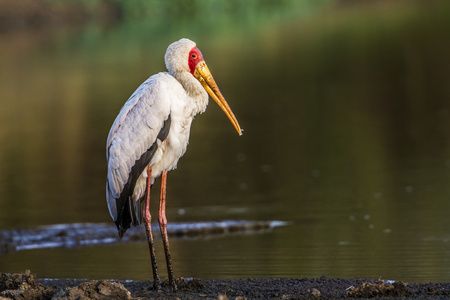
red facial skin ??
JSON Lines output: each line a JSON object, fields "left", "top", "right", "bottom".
{"left": 188, "top": 47, "right": 204, "bottom": 75}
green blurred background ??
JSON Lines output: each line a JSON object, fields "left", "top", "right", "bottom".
{"left": 0, "top": 0, "right": 449, "bottom": 283}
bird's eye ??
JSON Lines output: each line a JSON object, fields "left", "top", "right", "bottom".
{"left": 191, "top": 54, "right": 197, "bottom": 59}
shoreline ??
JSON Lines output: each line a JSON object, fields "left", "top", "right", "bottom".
{"left": 1, "top": 270, "right": 449, "bottom": 299}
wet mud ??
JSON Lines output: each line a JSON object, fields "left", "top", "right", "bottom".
{"left": 1, "top": 270, "right": 449, "bottom": 299}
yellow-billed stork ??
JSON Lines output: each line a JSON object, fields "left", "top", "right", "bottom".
{"left": 106, "top": 38, "right": 242, "bottom": 292}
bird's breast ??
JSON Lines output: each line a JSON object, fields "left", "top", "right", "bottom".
{"left": 149, "top": 114, "right": 194, "bottom": 180}
{"left": 144, "top": 74, "right": 208, "bottom": 182}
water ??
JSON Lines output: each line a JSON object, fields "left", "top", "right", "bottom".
{"left": 0, "top": 1, "right": 450, "bottom": 283}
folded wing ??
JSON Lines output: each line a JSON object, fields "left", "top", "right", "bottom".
{"left": 106, "top": 73, "right": 175, "bottom": 235}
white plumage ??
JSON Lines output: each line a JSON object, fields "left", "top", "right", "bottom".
{"left": 106, "top": 72, "right": 206, "bottom": 218}
{"left": 105, "top": 38, "right": 241, "bottom": 291}
{"left": 106, "top": 39, "right": 209, "bottom": 221}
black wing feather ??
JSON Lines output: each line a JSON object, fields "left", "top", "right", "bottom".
{"left": 115, "top": 115, "right": 171, "bottom": 237}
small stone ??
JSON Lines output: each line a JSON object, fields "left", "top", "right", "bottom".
{"left": 311, "top": 288, "right": 321, "bottom": 297}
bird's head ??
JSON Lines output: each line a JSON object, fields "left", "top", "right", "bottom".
{"left": 165, "top": 38, "right": 242, "bottom": 136}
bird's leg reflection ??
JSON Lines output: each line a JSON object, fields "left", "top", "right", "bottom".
{"left": 159, "top": 171, "right": 177, "bottom": 292}
{"left": 143, "top": 166, "right": 160, "bottom": 290}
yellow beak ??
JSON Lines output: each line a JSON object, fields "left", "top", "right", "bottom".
{"left": 194, "top": 61, "right": 243, "bottom": 136}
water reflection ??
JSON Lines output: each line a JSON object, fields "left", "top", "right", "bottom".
{"left": 0, "top": 0, "right": 449, "bottom": 283}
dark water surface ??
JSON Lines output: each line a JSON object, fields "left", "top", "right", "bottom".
{"left": 0, "top": 1, "right": 449, "bottom": 283}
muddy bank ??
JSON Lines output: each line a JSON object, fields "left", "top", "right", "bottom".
{"left": 1, "top": 270, "right": 449, "bottom": 299}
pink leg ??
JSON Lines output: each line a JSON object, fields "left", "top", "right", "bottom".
{"left": 159, "top": 171, "right": 177, "bottom": 292}
{"left": 143, "top": 166, "right": 160, "bottom": 290}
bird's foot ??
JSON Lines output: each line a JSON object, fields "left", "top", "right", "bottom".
{"left": 160, "top": 278, "right": 178, "bottom": 292}
{"left": 169, "top": 281, "right": 178, "bottom": 293}
{"left": 152, "top": 276, "right": 161, "bottom": 291}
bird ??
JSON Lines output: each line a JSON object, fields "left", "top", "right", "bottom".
{"left": 106, "top": 38, "right": 242, "bottom": 292}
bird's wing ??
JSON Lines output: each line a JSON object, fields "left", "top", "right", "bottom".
{"left": 106, "top": 72, "right": 177, "bottom": 222}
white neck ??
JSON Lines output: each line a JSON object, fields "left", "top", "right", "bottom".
{"left": 170, "top": 70, "right": 209, "bottom": 117}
